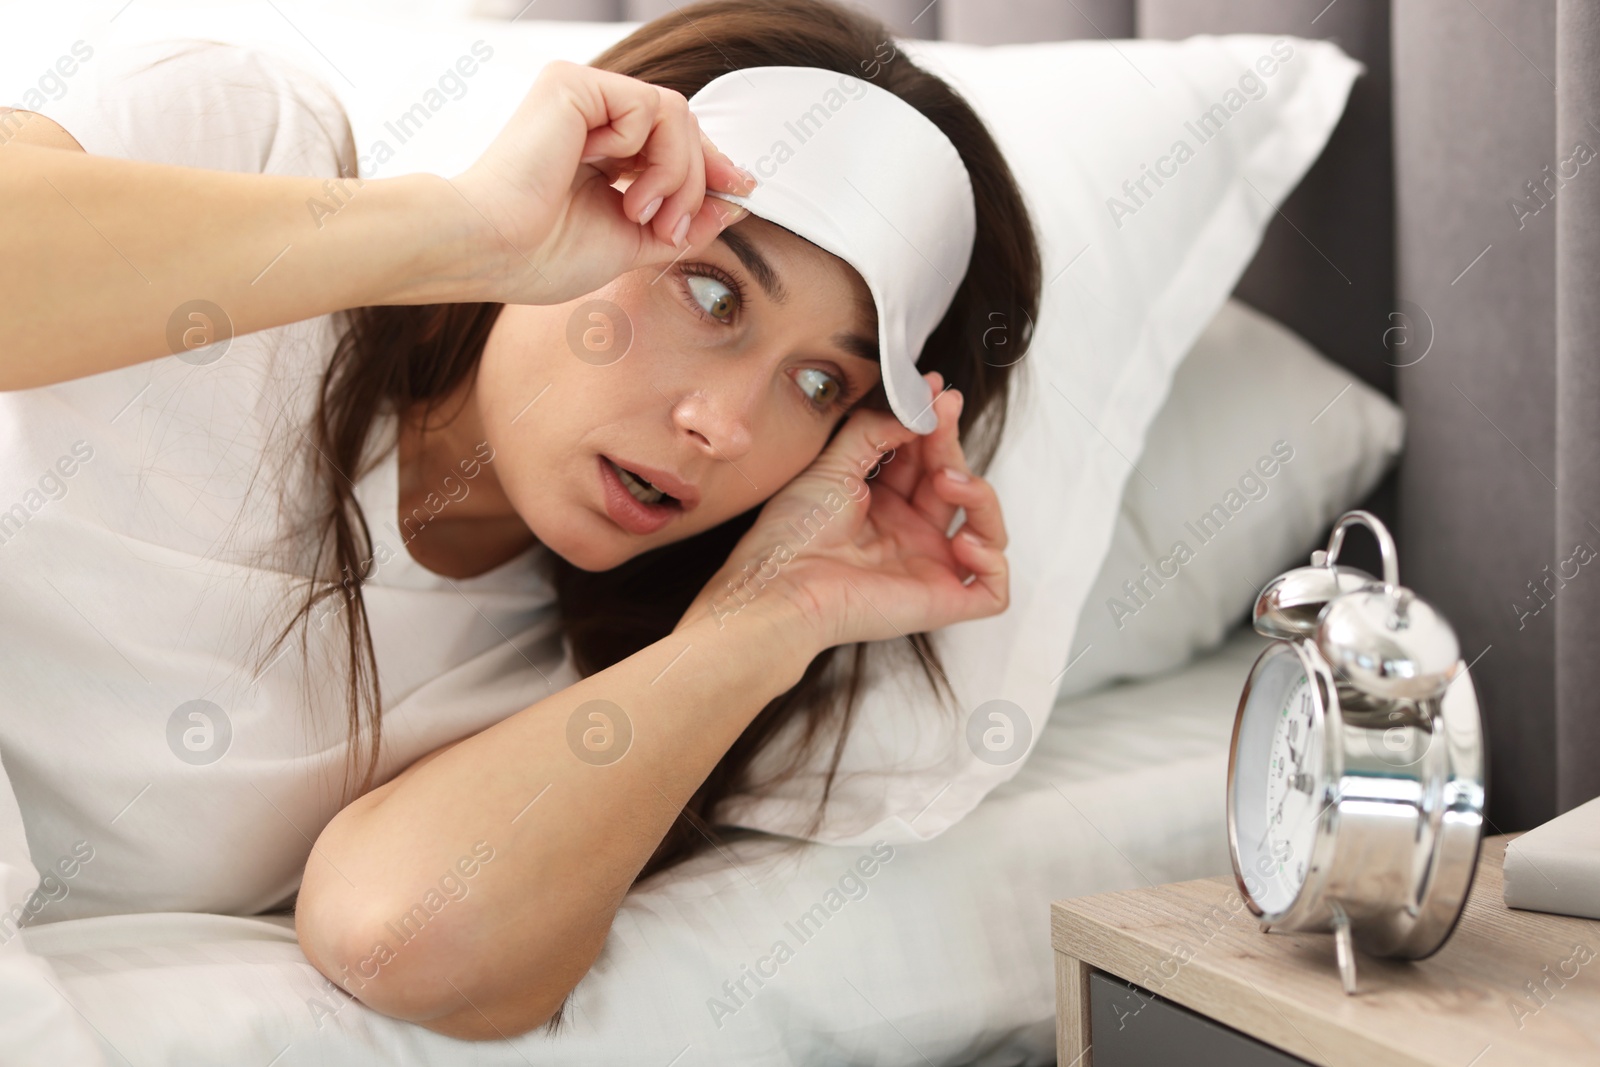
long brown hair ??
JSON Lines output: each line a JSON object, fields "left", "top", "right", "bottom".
{"left": 261, "top": 0, "right": 1039, "bottom": 889}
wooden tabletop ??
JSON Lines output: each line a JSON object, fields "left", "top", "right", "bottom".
{"left": 1051, "top": 833, "right": 1600, "bottom": 1067}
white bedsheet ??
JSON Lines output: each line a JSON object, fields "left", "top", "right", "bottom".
{"left": 19, "top": 627, "right": 1270, "bottom": 1066}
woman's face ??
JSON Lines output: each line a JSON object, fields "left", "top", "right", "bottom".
{"left": 470, "top": 215, "right": 883, "bottom": 572}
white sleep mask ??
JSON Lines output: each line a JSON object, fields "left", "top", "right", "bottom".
{"left": 687, "top": 65, "right": 977, "bottom": 434}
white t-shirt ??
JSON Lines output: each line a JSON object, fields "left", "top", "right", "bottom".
{"left": 0, "top": 39, "right": 577, "bottom": 929}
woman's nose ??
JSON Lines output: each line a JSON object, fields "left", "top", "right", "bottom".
{"left": 671, "top": 386, "right": 756, "bottom": 461}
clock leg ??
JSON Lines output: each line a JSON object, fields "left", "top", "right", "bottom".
{"left": 1055, "top": 951, "right": 1093, "bottom": 1065}
{"left": 1330, "top": 900, "right": 1360, "bottom": 996}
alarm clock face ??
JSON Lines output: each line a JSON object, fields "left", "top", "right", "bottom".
{"left": 1228, "top": 642, "right": 1333, "bottom": 919}
{"left": 1260, "top": 671, "right": 1321, "bottom": 906}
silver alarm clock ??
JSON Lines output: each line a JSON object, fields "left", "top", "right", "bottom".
{"left": 1225, "top": 510, "right": 1486, "bottom": 995}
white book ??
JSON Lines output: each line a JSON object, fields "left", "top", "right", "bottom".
{"left": 1502, "top": 794, "right": 1600, "bottom": 921}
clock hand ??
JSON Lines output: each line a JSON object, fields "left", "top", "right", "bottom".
{"left": 1259, "top": 789, "right": 1290, "bottom": 853}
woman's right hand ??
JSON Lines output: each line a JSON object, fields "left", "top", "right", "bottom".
{"left": 448, "top": 60, "right": 756, "bottom": 307}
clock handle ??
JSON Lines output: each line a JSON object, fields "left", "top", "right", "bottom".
{"left": 1329, "top": 900, "right": 1360, "bottom": 995}
{"left": 1319, "top": 509, "right": 1400, "bottom": 590}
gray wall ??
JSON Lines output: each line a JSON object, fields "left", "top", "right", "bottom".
{"left": 1394, "top": 0, "right": 1561, "bottom": 830}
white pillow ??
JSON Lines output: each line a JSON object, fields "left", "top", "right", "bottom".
{"left": 7, "top": 7, "right": 1362, "bottom": 843}
{"left": 724, "top": 37, "right": 1363, "bottom": 841}
{"left": 1056, "top": 298, "right": 1404, "bottom": 700}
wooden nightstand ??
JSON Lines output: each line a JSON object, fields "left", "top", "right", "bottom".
{"left": 1051, "top": 833, "right": 1600, "bottom": 1066}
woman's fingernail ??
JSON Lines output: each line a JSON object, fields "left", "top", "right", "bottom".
{"left": 736, "top": 166, "right": 758, "bottom": 190}
{"left": 719, "top": 204, "right": 750, "bottom": 227}
{"left": 581, "top": 153, "right": 605, "bottom": 164}
{"left": 960, "top": 529, "right": 985, "bottom": 545}
{"left": 639, "top": 196, "right": 664, "bottom": 225}
{"left": 943, "top": 466, "right": 970, "bottom": 483}
{"left": 671, "top": 212, "right": 692, "bottom": 246}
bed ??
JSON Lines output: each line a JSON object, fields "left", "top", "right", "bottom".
{"left": 20, "top": 627, "right": 1270, "bottom": 1066}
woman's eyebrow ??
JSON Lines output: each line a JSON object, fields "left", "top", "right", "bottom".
{"left": 831, "top": 330, "right": 880, "bottom": 368}
{"left": 715, "top": 227, "right": 788, "bottom": 305}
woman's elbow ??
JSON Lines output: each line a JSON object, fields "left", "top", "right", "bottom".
{"left": 411, "top": 989, "right": 575, "bottom": 1041}
{"left": 294, "top": 898, "right": 577, "bottom": 1039}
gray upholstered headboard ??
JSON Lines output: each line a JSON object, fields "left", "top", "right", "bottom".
{"left": 492, "top": 0, "right": 1592, "bottom": 834}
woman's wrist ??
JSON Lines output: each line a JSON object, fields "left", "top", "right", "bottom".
{"left": 361, "top": 172, "right": 512, "bottom": 307}
{"left": 675, "top": 576, "right": 828, "bottom": 687}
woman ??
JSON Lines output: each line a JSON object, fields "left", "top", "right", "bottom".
{"left": 0, "top": 0, "right": 1039, "bottom": 1043}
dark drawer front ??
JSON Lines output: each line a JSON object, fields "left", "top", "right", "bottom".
{"left": 1089, "top": 970, "right": 1316, "bottom": 1067}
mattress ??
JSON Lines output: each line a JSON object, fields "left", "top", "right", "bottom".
{"left": 19, "top": 626, "right": 1272, "bottom": 1066}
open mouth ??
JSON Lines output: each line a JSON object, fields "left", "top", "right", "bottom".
{"left": 606, "top": 457, "right": 680, "bottom": 508}
{"left": 597, "top": 455, "right": 685, "bottom": 537}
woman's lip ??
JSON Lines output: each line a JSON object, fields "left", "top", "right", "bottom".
{"left": 597, "top": 455, "right": 680, "bottom": 535}
{"left": 600, "top": 454, "right": 701, "bottom": 510}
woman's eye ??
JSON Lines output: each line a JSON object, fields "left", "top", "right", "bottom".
{"left": 685, "top": 273, "right": 738, "bottom": 323}
{"left": 794, "top": 367, "right": 844, "bottom": 409}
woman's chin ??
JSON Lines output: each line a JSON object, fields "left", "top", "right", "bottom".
{"left": 537, "top": 522, "right": 629, "bottom": 573}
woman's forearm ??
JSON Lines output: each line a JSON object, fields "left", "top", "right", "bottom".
{"left": 0, "top": 141, "right": 480, "bottom": 390}
{"left": 295, "top": 592, "right": 822, "bottom": 1039}
{"left": 3, "top": 60, "right": 759, "bottom": 392}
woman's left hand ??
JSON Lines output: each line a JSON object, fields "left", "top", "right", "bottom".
{"left": 678, "top": 371, "right": 1010, "bottom": 652}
